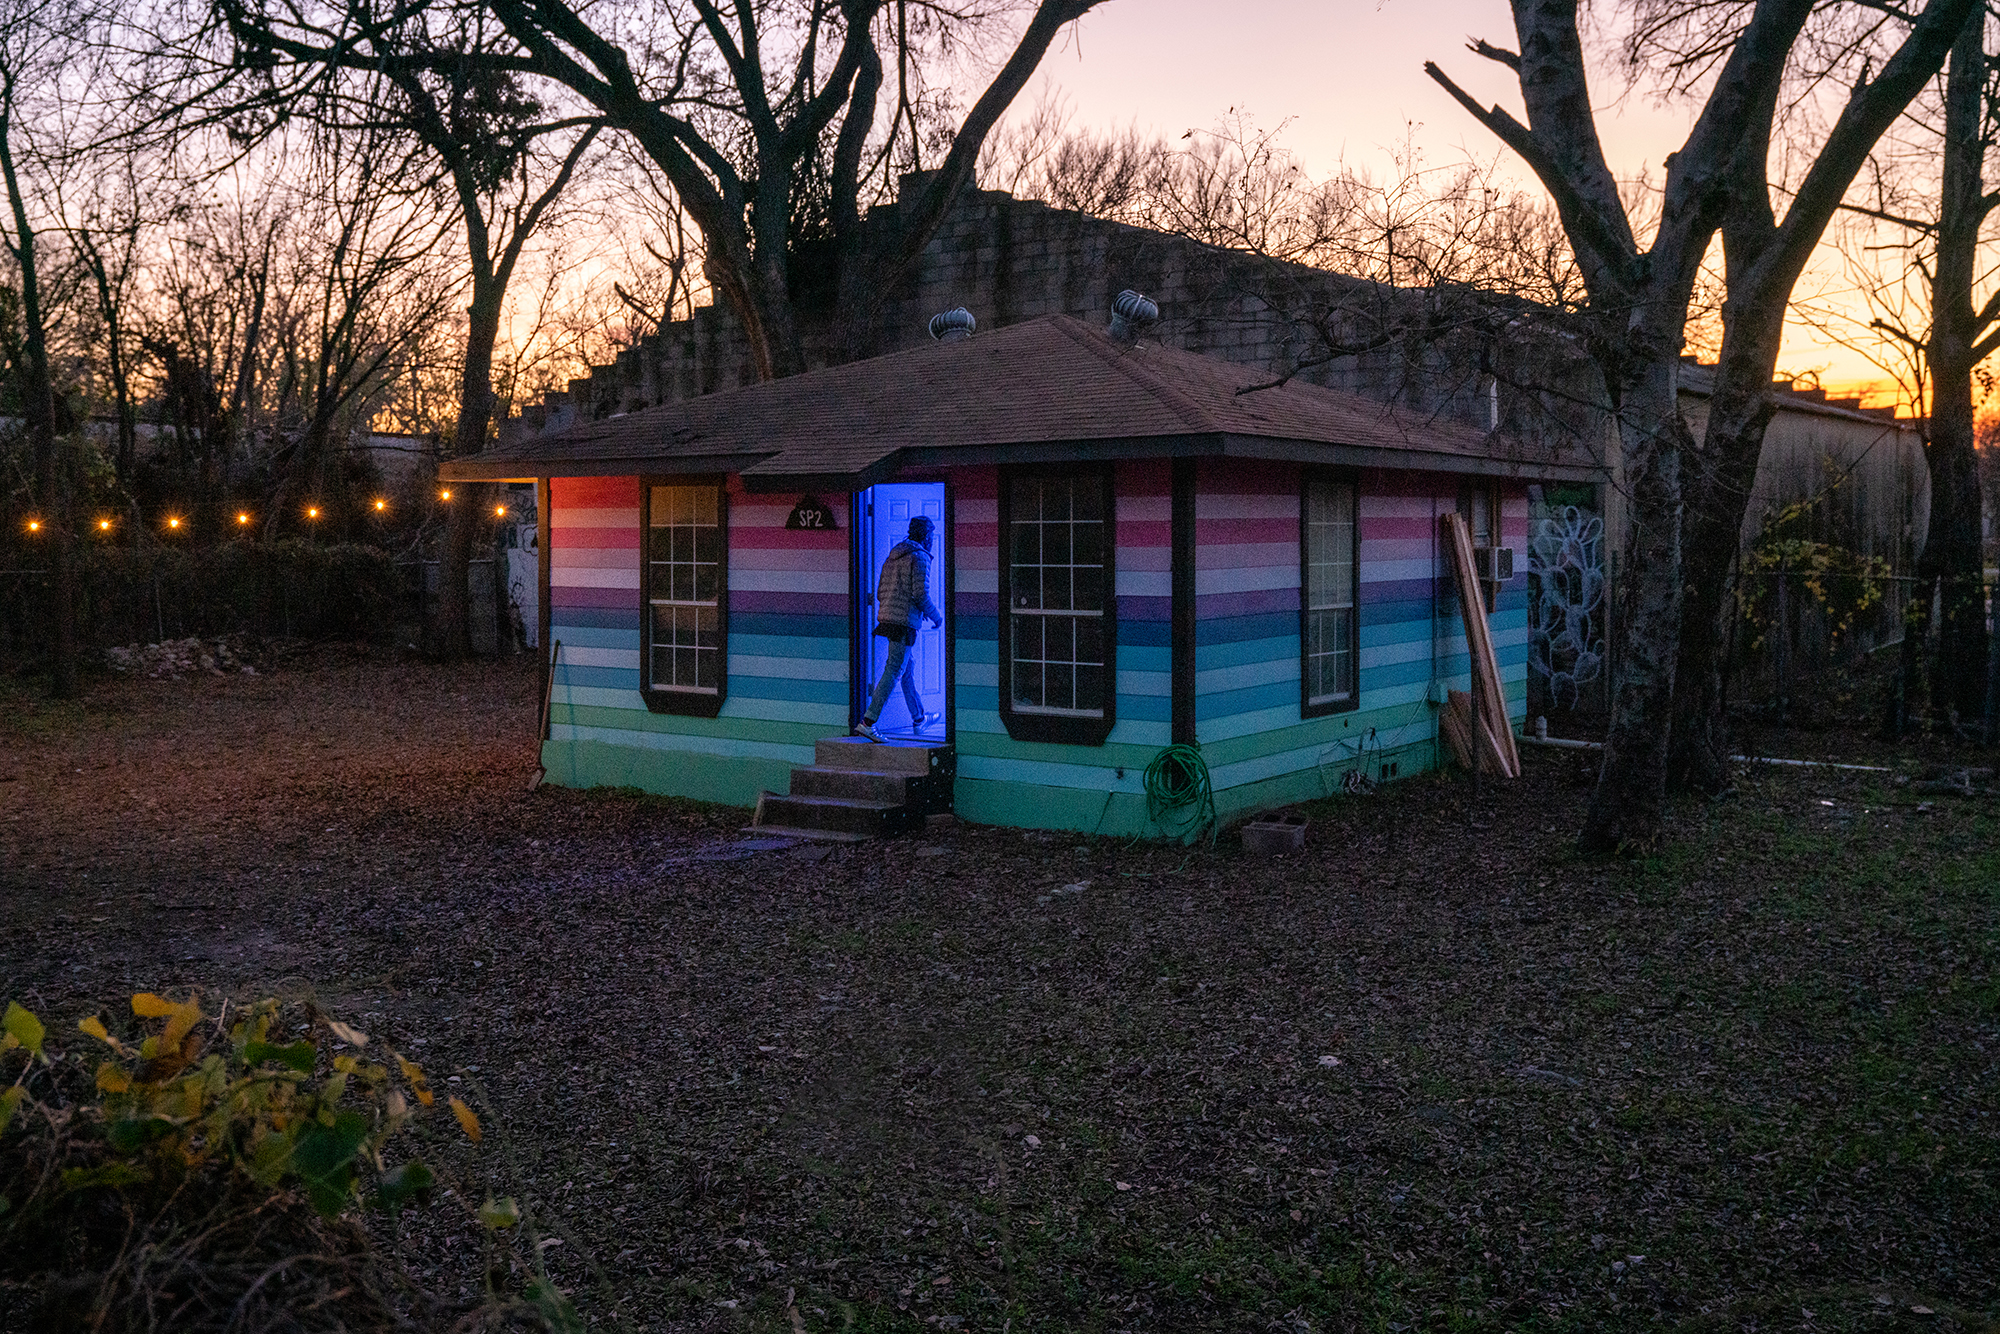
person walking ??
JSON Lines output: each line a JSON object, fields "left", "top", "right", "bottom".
{"left": 856, "top": 515, "right": 943, "bottom": 742}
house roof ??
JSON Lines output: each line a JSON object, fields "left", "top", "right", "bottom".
{"left": 444, "top": 313, "right": 1604, "bottom": 488}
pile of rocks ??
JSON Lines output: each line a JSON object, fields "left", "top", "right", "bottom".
{"left": 105, "top": 636, "right": 263, "bottom": 679}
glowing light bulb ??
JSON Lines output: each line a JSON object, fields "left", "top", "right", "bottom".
{"left": 306, "top": 506, "right": 320, "bottom": 519}
{"left": 494, "top": 505, "right": 507, "bottom": 517}
{"left": 97, "top": 519, "right": 111, "bottom": 531}
{"left": 26, "top": 519, "right": 40, "bottom": 532}
{"left": 237, "top": 513, "right": 251, "bottom": 525}
{"left": 167, "top": 517, "right": 181, "bottom": 529}
{"left": 374, "top": 499, "right": 387, "bottom": 511}
{"left": 439, "top": 489, "right": 452, "bottom": 501}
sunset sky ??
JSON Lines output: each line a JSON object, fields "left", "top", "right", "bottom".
{"left": 1029, "top": 0, "right": 1918, "bottom": 409}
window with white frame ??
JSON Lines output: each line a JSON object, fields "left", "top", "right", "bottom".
{"left": 1002, "top": 468, "right": 1114, "bottom": 741}
{"left": 1302, "top": 473, "right": 1358, "bottom": 713}
{"left": 646, "top": 482, "right": 725, "bottom": 709}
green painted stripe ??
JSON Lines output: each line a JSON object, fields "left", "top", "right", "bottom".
{"left": 953, "top": 728, "right": 1165, "bottom": 771}
{"left": 955, "top": 778, "right": 1148, "bottom": 837}
{"left": 536, "top": 738, "right": 789, "bottom": 808}
{"left": 1195, "top": 700, "right": 1437, "bottom": 767}
{"left": 1209, "top": 732, "right": 1438, "bottom": 792}
{"left": 549, "top": 702, "right": 833, "bottom": 747}
{"left": 550, "top": 724, "right": 814, "bottom": 766}
{"left": 957, "top": 753, "right": 1147, "bottom": 793}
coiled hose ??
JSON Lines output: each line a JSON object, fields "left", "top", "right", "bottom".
{"left": 1144, "top": 742, "right": 1216, "bottom": 845}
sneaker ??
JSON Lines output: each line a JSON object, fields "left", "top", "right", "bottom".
{"left": 915, "top": 711, "right": 943, "bottom": 731}
{"left": 854, "top": 720, "right": 884, "bottom": 742}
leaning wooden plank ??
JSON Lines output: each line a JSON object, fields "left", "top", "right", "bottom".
{"left": 1440, "top": 512, "right": 1522, "bottom": 778}
{"left": 1476, "top": 712, "right": 1514, "bottom": 777}
{"left": 1440, "top": 690, "right": 1475, "bottom": 770}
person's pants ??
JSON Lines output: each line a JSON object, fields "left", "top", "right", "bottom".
{"left": 865, "top": 633, "right": 924, "bottom": 724}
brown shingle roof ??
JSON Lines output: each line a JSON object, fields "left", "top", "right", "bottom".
{"left": 444, "top": 313, "right": 1601, "bottom": 486}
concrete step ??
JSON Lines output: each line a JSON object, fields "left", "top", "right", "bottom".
{"left": 790, "top": 766, "right": 917, "bottom": 804}
{"left": 815, "top": 736, "right": 950, "bottom": 777}
{"left": 754, "top": 791, "right": 925, "bottom": 838}
{"left": 737, "top": 822, "right": 871, "bottom": 844}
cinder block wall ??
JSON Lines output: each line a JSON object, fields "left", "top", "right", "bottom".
{"left": 508, "top": 184, "right": 1513, "bottom": 441}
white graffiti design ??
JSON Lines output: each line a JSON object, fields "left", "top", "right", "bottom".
{"left": 1527, "top": 504, "right": 1605, "bottom": 710}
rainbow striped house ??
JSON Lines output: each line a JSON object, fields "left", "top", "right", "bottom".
{"left": 443, "top": 309, "right": 1599, "bottom": 837}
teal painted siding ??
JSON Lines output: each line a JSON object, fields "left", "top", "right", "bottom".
{"left": 544, "top": 475, "right": 852, "bottom": 801}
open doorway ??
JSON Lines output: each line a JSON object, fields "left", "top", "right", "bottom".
{"left": 854, "top": 482, "right": 949, "bottom": 740}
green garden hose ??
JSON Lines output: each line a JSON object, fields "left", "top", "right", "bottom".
{"left": 1144, "top": 742, "right": 1216, "bottom": 845}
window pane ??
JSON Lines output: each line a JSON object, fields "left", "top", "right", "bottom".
{"left": 1076, "top": 661, "right": 1105, "bottom": 712}
{"left": 1008, "top": 472, "right": 1110, "bottom": 718}
{"left": 1304, "top": 477, "right": 1357, "bottom": 707}
{"left": 1072, "top": 565, "right": 1102, "bottom": 614}
{"left": 648, "top": 484, "right": 723, "bottom": 694}
{"left": 1075, "top": 615, "right": 1103, "bottom": 667}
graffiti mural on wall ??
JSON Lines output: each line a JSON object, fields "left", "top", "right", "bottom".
{"left": 1527, "top": 501, "right": 1606, "bottom": 711}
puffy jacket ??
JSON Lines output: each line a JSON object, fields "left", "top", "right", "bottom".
{"left": 876, "top": 539, "right": 941, "bottom": 629}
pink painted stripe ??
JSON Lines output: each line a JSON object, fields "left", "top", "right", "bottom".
{"left": 732, "top": 529, "right": 848, "bottom": 554}
{"left": 1117, "top": 520, "right": 1171, "bottom": 549}
{"left": 551, "top": 528, "right": 640, "bottom": 549}
{"left": 1195, "top": 516, "right": 1296, "bottom": 546}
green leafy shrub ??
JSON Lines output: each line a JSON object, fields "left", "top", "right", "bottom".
{"left": 0, "top": 993, "right": 574, "bottom": 1332}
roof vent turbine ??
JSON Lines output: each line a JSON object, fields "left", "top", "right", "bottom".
{"left": 929, "top": 307, "right": 976, "bottom": 342}
{"left": 1108, "top": 289, "right": 1159, "bottom": 343}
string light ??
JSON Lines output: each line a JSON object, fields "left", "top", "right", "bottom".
{"left": 237, "top": 512, "right": 251, "bottom": 526}
{"left": 97, "top": 518, "right": 112, "bottom": 531}
{"left": 439, "top": 489, "right": 452, "bottom": 501}
{"left": 306, "top": 506, "right": 320, "bottom": 520}
{"left": 25, "top": 519, "right": 40, "bottom": 533}
{"left": 494, "top": 504, "right": 507, "bottom": 517}
{"left": 374, "top": 498, "right": 387, "bottom": 511}
{"left": 166, "top": 517, "right": 182, "bottom": 530}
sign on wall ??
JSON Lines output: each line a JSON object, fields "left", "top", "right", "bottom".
{"left": 785, "top": 495, "right": 840, "bottom": 531}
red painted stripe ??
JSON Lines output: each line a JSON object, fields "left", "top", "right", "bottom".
{"left": 552, "top": 475, "right": 639, "bottom": 506}
{"left": 1198, "top": 458, "right": 1294, "bottom": 492}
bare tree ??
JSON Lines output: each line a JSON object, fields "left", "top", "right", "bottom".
{"left": 218, "top": 5, "right": 606, "bottom": 653}
{"left": 475, "top": 0, "right": 1110, "bottom": 379}
{"left": 1427, "top": 0, "right": 1976, "bottom": 851}
{"left": 1806, "top": 10, "right": 1998, "bottom": 733}
{"left": 0, "top": 0, "right": 79, "bottom": 695}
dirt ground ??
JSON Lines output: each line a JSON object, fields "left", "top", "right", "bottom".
{"left": 1, "top": 651, "right": 1996, "bottom": 1333}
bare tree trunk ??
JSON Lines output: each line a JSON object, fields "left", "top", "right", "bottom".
{"left": 0, "top": 83, "right": 77, "bottom": 697}
{"left": 1669, "top": 315, "right": 1785, "bottom": 793}
{"left": 437, "top": 273, "right": 504, "bottom": 660}
{"left": 1581, "top": 357, "right": 1689, "bottom": 854}
{"left": 1918, "top": 9, "right": 1991, "bottom": 726}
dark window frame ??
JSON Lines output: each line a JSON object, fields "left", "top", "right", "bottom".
{"left": 1299, "top": 468, "right": 1361, "bottom": 718}
{"left": 997, "top": 462, "right": 1117, "bottom": 746}
{"left": 641, "top": 475, "right": 729, "bottom": 717}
